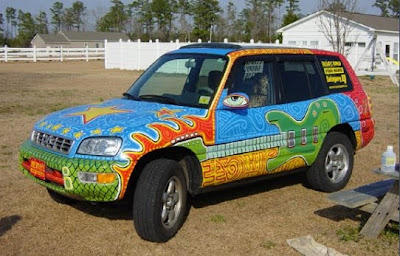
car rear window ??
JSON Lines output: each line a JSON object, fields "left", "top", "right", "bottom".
{"left": 317, "top": 55, "right": 353, "bottom": 93}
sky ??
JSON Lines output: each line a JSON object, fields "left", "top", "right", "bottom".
{"left": 0, "top": 0, "right": 381, "bottom": 26}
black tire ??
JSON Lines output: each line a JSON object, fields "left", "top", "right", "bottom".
{"left": 47, "top": 188, "right": 76, "bottom": 204}
{"left": 133, "top": 159, "right": 189, "bottom": 242}
{"left": 306, "top": 132, "right": 354, "bottom": 192}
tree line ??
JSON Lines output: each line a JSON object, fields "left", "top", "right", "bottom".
{"left": 0, "top": 0, "right": 398, "bottom": 47}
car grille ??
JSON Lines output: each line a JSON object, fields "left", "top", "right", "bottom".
{"left": 31, "top": 131, "right": 73, "bottom": 154}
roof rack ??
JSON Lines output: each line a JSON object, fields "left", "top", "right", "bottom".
{"left": 180, "top": 43, "right": 243, "bottom": 49}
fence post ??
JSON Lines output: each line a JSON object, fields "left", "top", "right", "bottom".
{"left": 137, "top": 39, "right": 141, "bottom": 70}
{"left": 4, "top": 45, "right": 8, "bottom": 62}
{"left": 156, "top": 39, "right": 160, "bottom": 58}
{"left": 104, "top": 39, "right": 107, "bottom": 69}
{"left": 33, "top": 46, "right": 37, "bottom": 62}
{"left": 176, "top": 39, "right": 179, "bottom": 49}
{"left": 86, "top": 45, "right": 89, "bottom": 62}
{"left": 119, "top": 39, "right": 123, "bottom": 69}
{"left": 250, "top": 39, "right": 255, "bottom": 44}
{"left": 224, "top": 38, "right": 228, "bottom": 43}
{"left": 198, "top": 39, "right": 202, "bottom": 43}
{"left": 60, "top": 46, "right": 63, "bottom": 62}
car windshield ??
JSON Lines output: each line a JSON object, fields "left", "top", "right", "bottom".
{"left": 125, "top": 53, "right": 228, "bottom": 108}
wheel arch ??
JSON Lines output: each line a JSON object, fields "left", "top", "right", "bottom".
{"left": 125, "top": 146, "right": 203, "bottom": 198}
{"left": 329, "top": 123, "right": 357, "bottom": 151}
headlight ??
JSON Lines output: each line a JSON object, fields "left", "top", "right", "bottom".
{"left": 77, "top": 137, "right": 122, "bottom": 156}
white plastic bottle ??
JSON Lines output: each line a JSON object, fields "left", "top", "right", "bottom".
{"left": 381, "top": 145, "right": 396, "bottom": 172}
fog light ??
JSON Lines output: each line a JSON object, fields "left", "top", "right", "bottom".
{"left": 78, "top": 172, "right": 116, "bottom": 184}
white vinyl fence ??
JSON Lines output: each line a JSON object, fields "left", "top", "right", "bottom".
{"left": 105, "top": 39, "right": 191, "bottom": 70}
{"left": 0, "top": 46, "right": 105, "bottom": 62}
{"left": 105, "top": 39, "right": 399, "bottom": 78}
{"left": 104, "top": 39, "right": 283, "bottom": 70}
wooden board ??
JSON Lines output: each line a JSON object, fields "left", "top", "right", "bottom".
{"left": 360, "top": 182, "right": 399, "bottom": 238}
{"left": 327, "top": 179, "right": 395, "bottom": 208}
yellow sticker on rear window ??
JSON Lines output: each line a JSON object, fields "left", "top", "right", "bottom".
{"left": 199, "top": 96, "right": 211, "bottom": 105}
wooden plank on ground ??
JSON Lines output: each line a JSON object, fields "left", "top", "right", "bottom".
{"left": 360, "top": 182, "right": 399, "bottom": 238}
{"left": 359, "top": 202, "right": 399, "bottom": 222}
{"left": 327, "top": 179, "right": 395, "bottom": 208}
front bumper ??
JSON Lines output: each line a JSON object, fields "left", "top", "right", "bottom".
{"left": 19, "top": 140, "right": 123, "bottom": 202}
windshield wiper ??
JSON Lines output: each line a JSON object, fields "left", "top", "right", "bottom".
{"left": 139, "top": 94, "right": 178, "bottom": 105}
{"left": 123, "top": 92, "right": 141, "bottom": 101}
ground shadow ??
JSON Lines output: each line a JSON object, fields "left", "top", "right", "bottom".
{"left": 0, "top": 215, "right": 22, "bottom": 238}
{"left": 192, "top": 172, "right": 308, "bottom": 208}
{"left": 66, "top": 198, "right": 133, "bottom": 221}
{"left": 314, "top": 205, "right": 369, "bottom": 222}
{"left": 64, "top": 172, "right": 308, "bottom": 220}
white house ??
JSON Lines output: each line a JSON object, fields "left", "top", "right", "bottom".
{"left": 276, "top": 11, "right": 399, "bottom": 73}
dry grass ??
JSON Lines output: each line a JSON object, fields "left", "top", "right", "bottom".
{"left": 0, "top": 61, "right": 398, "bottom": 256}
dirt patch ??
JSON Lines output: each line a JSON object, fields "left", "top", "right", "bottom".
{"left": 0, "top": 61, "right": 398, "bottom": 256}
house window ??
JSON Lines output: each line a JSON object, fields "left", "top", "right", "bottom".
{"left": 84, "top": 42, "right": 88, "bottom": 47}
{"left": 96, "top": 43, "right": 99, "bottom": 48}
{"left": 310, "top": 41, "right": 319, "bottom": 47}
{"left": 385, "top": 44, "right": 390, "bottom": 57}
{"left": 394, "top": 43, "right": 399, "bottom": 61}
{"left": 288, "top": 41, "right": 296, "bottom": 45}
{"left": 345, "top": 42, "right": 354, "bottom": 47}
{"left": 357, "top": 42, "right": 366, "bottom": 47}
{"left": 302, "top": 41, "right": 307, "bottom": 46}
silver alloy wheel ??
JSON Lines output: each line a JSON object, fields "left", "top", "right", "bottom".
{"left": 161, "top": 176, "right": 183, "bottom": 229}
{"left": 325, "top": 143, "right": 350, "bottom": 183}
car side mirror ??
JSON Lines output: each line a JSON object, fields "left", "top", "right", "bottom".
{"left": 222, "top": 93, "right": 249, "bottom": 109}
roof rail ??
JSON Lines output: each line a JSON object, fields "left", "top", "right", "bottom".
{"left": 180, "top": 43, "right": 243, "bottom": 49}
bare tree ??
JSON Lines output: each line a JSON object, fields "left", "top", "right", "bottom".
{"left": 317, "top": 0, "right": 359, "bottom": 54}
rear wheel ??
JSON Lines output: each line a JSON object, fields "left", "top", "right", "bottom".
{"left": 306, "top": 132, "right": 354, "bottom": 192}
{"left": 133, "top": 159, "right": 188, "bottom": 242}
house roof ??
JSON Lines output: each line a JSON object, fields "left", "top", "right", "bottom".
{"left": 277, "top": 10, "right": 399, "bottom": 33}
{"left": 59, "top": 30, "right": 130, "bottom": 42}
{"left": 36, "top": 34, "right": 69, "bottom": 43}
{"left": 341, "top": 12, "right": 399, "bottom": 32}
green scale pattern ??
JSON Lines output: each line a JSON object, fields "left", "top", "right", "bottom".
{"left": 19, "top": 140, "right": 123, "bottom": 202}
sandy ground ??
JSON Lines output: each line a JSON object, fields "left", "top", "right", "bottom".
{"left": 0, "top": 61, "right": 398, "bottom": 256}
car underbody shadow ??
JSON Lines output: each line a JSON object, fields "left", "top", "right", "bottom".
{"left": 57, "top": 172, "right": 309, "bottom": 221}
{"left": 191, "top": 172, "right": 308, "bottom": 208}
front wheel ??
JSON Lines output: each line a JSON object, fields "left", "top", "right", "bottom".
{"left": 133, "top": 159, "right": 189, "bottom": 242}
{"left": 306, "top": 132, "right": 354, "bottom": 192}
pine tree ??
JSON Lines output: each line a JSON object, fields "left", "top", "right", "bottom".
{"left": 151, "top": 0, "right": 177, "bottom": 41}
{"left": 5, "top": 7, "right": 17, "bottom": 38}
{"left": 282, "top": 0, "right": 300, "bottom": 27}
{"left": 388, "top": 0, "right": 399, "bottom": 17}
{"left": 17, "top": 10, "right": 37, "bottom": 47}
{"left": 50, "top": 2, "right": 64, "bottom": 33}
{"left": 176, "top": 0, "right": 192, "bottom": 41}
{"left": 97, "top": 0, "right": 128, "bottom": 32}
{"left": 191, "top": 0, "right": 221, "bottom": 41}
{"left": 36, "top": 11, "right": 48, "bottom": 34}
{"left": 62, "top": 8, "right": 75, "bottom": 31}
{"left": 130, "top": 0, "right": 154, "bottom": 40}
{"left": 71, "top": 1, "right": 87, "bottom": 31}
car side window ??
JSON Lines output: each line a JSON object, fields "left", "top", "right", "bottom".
{"left": 277, "top": 57, "right": 326, "bottom": 103}
{"left": 226, "top": 57, "right": 276, "bottom": 108}
{"left": 317, "top": 55, "right": 353, "bottom": 93}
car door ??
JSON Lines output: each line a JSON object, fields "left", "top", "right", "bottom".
{"left": 265, "top": 55, "right": 338, "bottom": 172}
{"left": 202, "top": 55, "right": 282, "bottom": 187}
